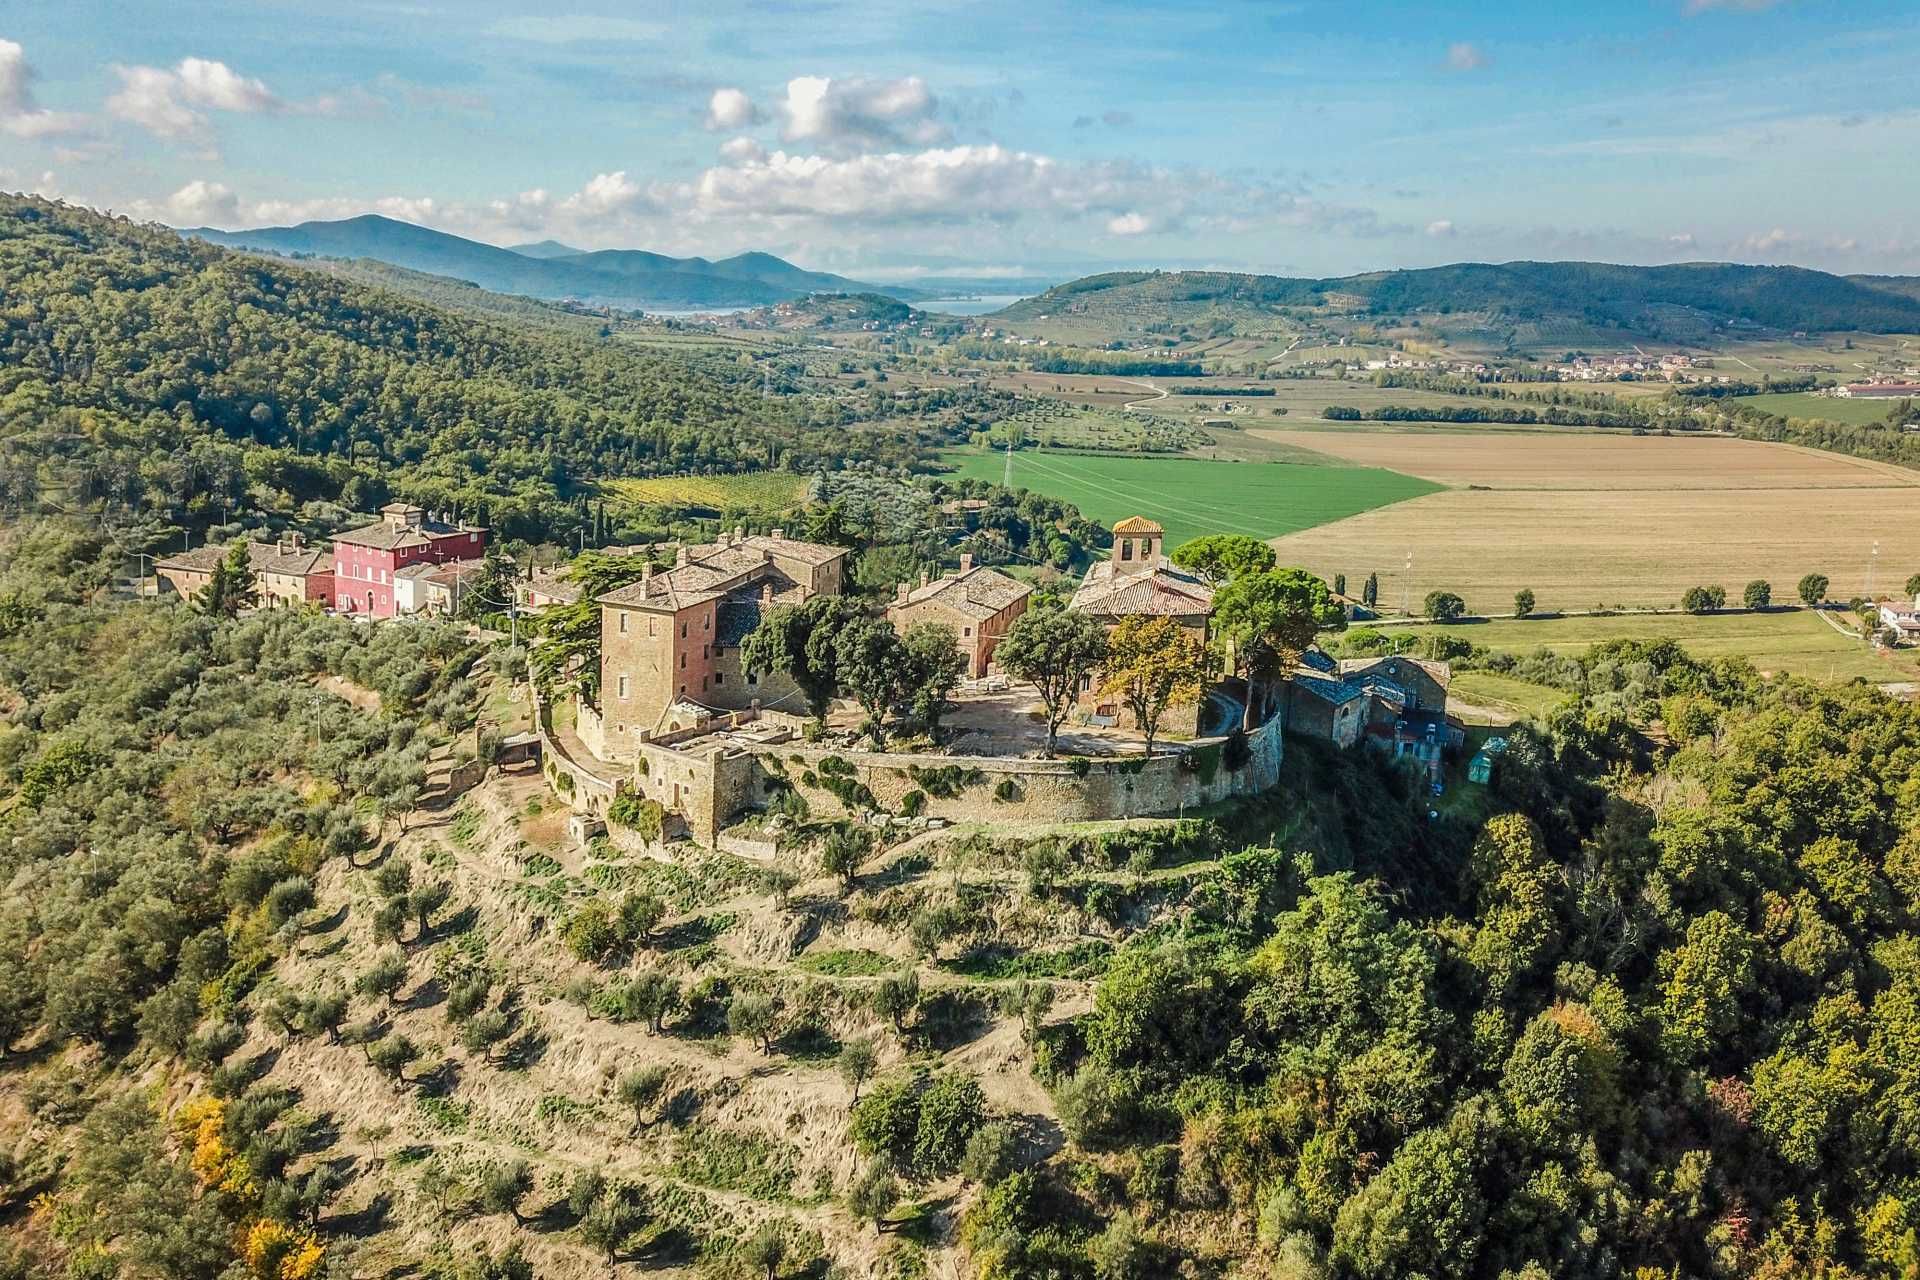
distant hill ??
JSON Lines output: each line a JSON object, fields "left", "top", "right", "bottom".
{"left": 997, "top": 262, "right": 1920, "bottom": 337}
{"left": 178, "top": 214, "right": 911, "bottom": 310}
{"left": 507, "top": 238, "right": 587, "bottom": 259}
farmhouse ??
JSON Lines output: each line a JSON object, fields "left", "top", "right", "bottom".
{"left": 1837, "top": 382, "right": 1920, "bottom": 398}
{"left": 886, "top": 554, "right": 1032, "bottom": 678}
{"left": 330, "top": 502, "right": 488, "bottom": 618}
{"left": 156, "top": 536, "right": 331, "bottom": 606}
{"left": 393, "top": 558, "right": 487, "bottom": 616}
{"left": 1880, "top": 594, "right": 1920, "bottom": 644}
{"left": 591, "top": 526, "right": 849, "bottom": 752}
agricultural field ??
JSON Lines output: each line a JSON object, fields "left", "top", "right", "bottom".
{"left": 603, "top": 471, "right": 809, "bottom": 512}
{"left": 1744, "top": 390, "right": 1912, "bottom": 426}
{"left": 1380, "top": 610, "right": 1920, "bottom": 685}
{"left": 1445, "top": 670, "right": 1571, "bottom": 723}
{"left": 1260, "top": 428, "right": 1920, "bottom": 612}
{"left": 984, "top": 401, "right": 1208, "bottom": 452}
{"left": 938, "top": 447, "right": 1440, "bottom": 550}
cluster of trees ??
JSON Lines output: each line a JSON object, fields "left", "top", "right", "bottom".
{"left": 0, "top": 196, "right": 969, "bottom": 547}
{"left": 976, "top": 642, "right": 1920, "bottom": 1279}
{"left": 741, "top": 596, "right": 969, "bottom": 745}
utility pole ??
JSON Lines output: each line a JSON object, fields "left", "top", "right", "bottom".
{"left": 1402, "top": 551, "right": 1414, "bottom": 617}
{"left": 1003, "top": 436, "right": 1013, "bottom": 489}
{"left": 1866, "top": 540, "right": 1880, "bottom": 599}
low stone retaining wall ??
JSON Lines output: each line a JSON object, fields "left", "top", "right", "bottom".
{"left": 755, "top": 718, "right": 1282, "bottom": 828}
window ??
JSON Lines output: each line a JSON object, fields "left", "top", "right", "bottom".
{"left": 680, "top": 621, "right": 688, "bottom": 638}
{"left": 714, "top": 673, "right": 725, "bottom": 685}
{"left": 1121, "top": 540, "right": 1133, "bottom": 561}
{"left": 679, "top": 653, "right": 686, "bottom": 669}
{"left": 617, "top": 675, "right": 629, "bottom": 698}
{"left": 648, "top": 618, "right": 656, "bottom": 637}
{"left": 747, "top": 673, "right": 758, "bottom": 686}
{"left": 963, "top": 626, "right": 973, "bottom": 637}
{"left": 618, "top": 613, "right": 628, "bottom": 634}
{"left": 704, "top": 615, "right": 710, "bottom": 631}
{"left": 469, "top": 533, "right": 478, "bottom": 544}
{"left": 702, "top": 675, "right": 709, "bottom": 690}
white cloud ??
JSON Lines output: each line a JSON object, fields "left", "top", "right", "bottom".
{"left": 719, "top": 135, "right": 765, "bottom": 163}
{"left": 706, "top": 87, "right": 760, "bottom": 131}
{"left": 1425, "top": 219, "right": 1456, "bottom": 238}
{"left": 780, "top": 75, "right": 948, "bottom": 151}
{"left": 487, "top": 188, "right": 552, "bottom": 229}
{"left": 560, "top": 170, "right": 644, "bottom": 218}
{"left": 163, "top": 179, "right": 241, "bottom": 226}
{"left": 107, "top": 57, "right": 280, "bottom": 141}
{"left": 1444, "top": 42, "right": 1489, "bottom": 72}
{"left": 0, "top": 38, "right": 87, "bottom": 138}
{"left": 1106, "top": 211, "right": 1152, "bottom": 236}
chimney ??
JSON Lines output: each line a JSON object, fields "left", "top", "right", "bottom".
{"left": 959, "top": 552, "right": 974, "bottom": 575}
{"left": 771, "top": 527, "right": 784, "bottom": 541}
{"left": 641, "top": 563, "right": 654, "bottom": 589}
{"left": 896, "top": 580, "right": 911, "bottom": 604}
{"left": 760, "top": 582, "right": 773, "bottom": 606}
{"left": 734, "top": 525, "right": 745, "bottom": 546}
{"left": 675, "top": 544, "right": 688, "bottom": 567}
{"left": 917, "top": 569, "right": 929, "bottom": 588}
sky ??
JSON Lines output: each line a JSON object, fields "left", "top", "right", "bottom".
{"left": 2, "top": 0, "right": 1918, "bottom": 281}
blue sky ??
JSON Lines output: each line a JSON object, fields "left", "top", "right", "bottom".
{"left": 2, "top": 0, "right": 1917, "bottom": 279}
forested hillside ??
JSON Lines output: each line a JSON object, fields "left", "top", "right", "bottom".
{"left": 1001, "top": 261, "right": 1920, "bottom": 334}
{"left": 0, "top": 197, "right": 941, "bottom": 541}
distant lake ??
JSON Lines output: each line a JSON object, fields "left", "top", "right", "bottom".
{"left": 917, "top": 294, "right": 1031, "bottom": 316}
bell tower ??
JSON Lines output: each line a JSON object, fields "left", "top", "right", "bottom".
{"left": 1109, "top": 516, "right": 1164, "bottom": 577}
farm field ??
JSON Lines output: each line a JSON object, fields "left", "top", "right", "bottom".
{"left": 1446, "top": 670, "right": 1571, "bottom": 722}
{"left": 985, "top": 401, "right": 1207, "bottom": 452}
{"left": 938, "top": 447, "right": 1440, "bottom": 550}
{"left": 988, "top": 371, "right": 1517, "bottom": 425}
{"left": 1744, "top": 391, "right": 1910, "bottom": 426}
{"left": 1382, "top": 610, "right": 1920, "bottom": 685}
{"left": 1257, "top": 427, "right": 1920, "bottom": 613}
{"left": 603, "top": 471, "right": 809, "bottom": 512}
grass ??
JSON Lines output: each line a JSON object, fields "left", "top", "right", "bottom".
{"left": 1447, "top": 671, "right": 1570, "bottom": 722}
{"left": 1745, "top": 391, "right": 1909, "bottom": 427}
{"left": 673, "top": 1125, "right": 802, "bottom": 1202}
{"left": 938, "top": 448, "right": 1439, "bottom": 550}
{"left": 795, "top": 948, "right": 895, "bottom": 977}
{"left": 1393, "top": 609, "right": 1918, "bottom": 684}
{"left": 604, "top": 472, "right": 808, "bottom": 512}
{"left": 987, "top": 401, "right": 1208, "bottom": 453}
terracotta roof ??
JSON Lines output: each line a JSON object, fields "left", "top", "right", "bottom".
{"left": 259, "top": 548, "right": 326, "bottom": 577}
{"left": 156, "top": 540, "right": 281, "bottom": 574}
{"left": 331, "top": 520, "right": 434, "bottom": 551}
{"left": 526, "top": 568, "right": 582, "bottom": 603}
{"left": 597, "top": 533, "right": 835, "bottom": 611}
{"left": 891, "top": 565, "right": 1032, "bottom": 620}
{"left": 1111, "top": 515, "right": 1164, "bottom": 535}
{"left": 1070, "top": 559, "right": 1213, "bottom": 619}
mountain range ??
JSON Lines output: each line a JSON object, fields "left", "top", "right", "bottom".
{"left": 178, "top": 214, "right": 910, "bottom": 310}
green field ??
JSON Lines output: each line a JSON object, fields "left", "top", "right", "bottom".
{"left": 1447, "top": 671, "right": 1570, "bottom": 722}
{"left": 939, "top": 447, "right": 1440, "bottom": 549}
{"left": 1744, "top": 391, "right": 1909, "bottom": 426}
{"left": 1380, "top": 609, "right": 1918, "bottom": 685}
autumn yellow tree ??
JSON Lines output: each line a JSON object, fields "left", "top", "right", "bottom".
{"left": 1098, "top": 616, "right": 1214, "bottom": 757}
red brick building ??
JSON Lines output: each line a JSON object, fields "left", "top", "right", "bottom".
{"left": 330, "top": 503, "right": 488, "bottom": 618}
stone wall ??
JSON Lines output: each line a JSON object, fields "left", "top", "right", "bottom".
{"left": 756, "top": 718, "right": 1282, "bottom": 830}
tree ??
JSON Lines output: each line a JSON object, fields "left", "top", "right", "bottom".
{"left": 742, "top": 1221, "right": 789, "bottom": 1280}
{"left": 961, "top": 1121, "right": 1018, "bottom": 1185}
{"left": 834, "top": 617, "right": 912, "bottom": 746}
{"left": 367, "top": 1033, "right": 421, "bottom": 1085}
{"left": 1681, "top": 586, "right": 1720, "bottom": 614}
{"left": 994, "top": 607, "right": 1109, "bottom": 758}
{"left": 1745, "top": 579, "right": 1773, "bottom": 610}
{"left": 1169, "top": 534, "right": 1275, "bottom": 586}
{"left": 1423, "top": 590, "right": 1466, "bottom": 622}
{"left": 408, "top": 880, "right": 451, "bottom": 940}
{"left": 1799, "top": 572, "right": 1830, "bottom": 607}
{"left": 729, "top": 993, "right": 780, "bottom": 1054}
{"left": 197, "top": 541, "right": 257, "bottom": 618}
{"left": 1098, "top": 615, "right": 1213, "bottom": 756}
{"left": 849, "top": 1160, "right": 899, "bottom": 1231}
{"left": 873, "top": 969, "right": 921, "bottom": 1033}
{"left": 1907, "top": 572, "right": 1920, "bottom": 598}
{"left": 356, "top": 949, "right": 409, "bottom": 1005}
{"left": 461, "top": 1009, "right": 512, "bottom": 1061}
{"left": 839, "top": 1037, "right": 879, "bottom": 1105}
{"left": 1089, "top": 1211, "right": 1152, "bottom": 1280}
{"left": 819, "top": 825, "right": 872, "bottom": 896}
{"left": 741, "top": 594, "right": 862, "bottom": 723}
{"left": 1362, "top": 572, "right": 1379, "bottom": 608}
{"left": 616, "top": 1064, "right": 669, "bottom": 1133}
{"left": 479, "top": 1159, "right": 535, "bottom": 1224}
{"left": 1513, "top": 588, "right": 1535, "bottom": 618}
{"left": 1213, "top": 568, "right": 1346, "bottom": 728}
{"left": 900, "top": 620, "right": 967, "bottom": 737}
{"left": 455, "top": 552, "right": 517, "bottom": 622}
{"left": 577, "top": 1191, "right": 645, "bottom": 1269}
{"left": 1333, "top": 572, "right": 1347, "bottom": 598}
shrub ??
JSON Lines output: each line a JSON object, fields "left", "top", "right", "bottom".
{"left": 606, "top": 792, "right": 664, "bottom": 842}
{"left": 961, "top": 1121, "right": 1018, "bottom": 1186}
{"left": 563, "top": 902, "right": 623, "bottom": 963}
{"left": 899, "top": 789, "right": 926, "bottom": 818}
{"left": 993, "top": 778, "right": 1020, "bottom": 803}
{"left": 1054, "top": 1065, "right": 1140, "bottom": 1150}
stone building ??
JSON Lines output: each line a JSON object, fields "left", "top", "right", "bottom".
{"left": 1068, "top": 516, "right": 1216, "bottom": 734}
{"left": 155, "top": 536, "right": 330, "bottom": 607}
{"left": 593, "top": 527, "right": 848, "bottom": 753}
{"left": 885, "top": 553, "right": 1032, "bottom": 678}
